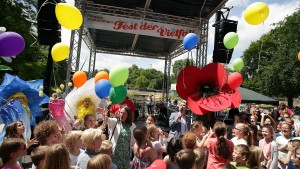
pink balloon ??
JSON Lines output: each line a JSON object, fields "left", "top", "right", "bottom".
{"left": 0, "top": 32, "right": 25, "bottom": 57}
{"left": 228, "top": 72, "right": 243, "bottom": 89}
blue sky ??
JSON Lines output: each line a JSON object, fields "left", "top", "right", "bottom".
{"left": 61, "top": 0, "right": 300, "bottom": 73}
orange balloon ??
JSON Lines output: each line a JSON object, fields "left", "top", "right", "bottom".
{"left": 73, "top": 71, "right": 87, "bottom": 88}
{"left": 298, "top": 52, "right": 300, "bottom": 61}
{"left": 94, "top": 71, "right": 109, "bottom": 83}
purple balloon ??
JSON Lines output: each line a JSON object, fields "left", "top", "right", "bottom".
{"left": 0, "top": 32, "right": 25, "bottom": 57}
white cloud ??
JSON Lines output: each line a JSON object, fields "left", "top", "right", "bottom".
{"left": 226, "top": 0, "right": 250, "bottom": 7}
{"left": 61, "top": 0, "right": 300, "bottom": 73}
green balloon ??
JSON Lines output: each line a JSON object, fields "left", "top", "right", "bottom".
{"left": 223, "top": 32, "right": 239, "bottom": 49}
{"left": 232, "top": 58, "right": 244, "bottom": 71}
{"left": 109, "top": 85, "right": 127, "bottom": 104}
{"left": 109, "top": 65, "right": 129, "bottom": 87}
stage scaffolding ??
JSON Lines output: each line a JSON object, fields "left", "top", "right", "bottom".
{"left": 65, "top": 0, "right": 228, "bottom": 102}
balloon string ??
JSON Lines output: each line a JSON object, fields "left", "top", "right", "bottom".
{"left": 258, "top": 12, "right": 265, "bottom": 71}
{"left": 64, "top": 100, "right": 75, "bottom": 123}
{"left": 183, "top": 52, "right": 190, "bottom": 90}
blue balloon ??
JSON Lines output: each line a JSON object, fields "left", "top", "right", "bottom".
{"left": 95, "top": 79, "right": 112, "bottom": 98}
{"left": 183, "top": 33, "right": 199, "bottom": 51}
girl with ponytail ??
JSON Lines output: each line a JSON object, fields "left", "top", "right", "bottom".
{"left": 202, "top": 122, "right": 234, "bottom": 169}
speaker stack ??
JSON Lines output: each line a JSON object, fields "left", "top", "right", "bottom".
{"left": 213, "top": 19, "right": 238, "bottom": 64}
{"left": 37, "top": 0, "right": 61, "bottom": 45}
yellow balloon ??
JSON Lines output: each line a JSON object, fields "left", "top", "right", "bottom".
{"left": 244, "top": 2, "right": 269, "bottom": 25}
{"left": 51, "top": 43, "right": 70, "bottom": 62}
{"left": 39, "top": 91, "right": 43, "bottom": 97}
{"left": 68, "top": 82, "right": 73, "bottom": 87}
{"left": 56, "top": 88, "right": 61, "bottom": 93}
{"left": 55, "top": 3, "right": 83, "bottom": 30}
{"left": 60, "top": 84, "right": 65, "bottom": 90}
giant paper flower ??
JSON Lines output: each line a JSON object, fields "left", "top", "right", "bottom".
{"left": 176, "top": 63, "right": 242, "bottom": 115}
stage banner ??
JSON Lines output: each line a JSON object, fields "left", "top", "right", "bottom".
{"left": 84, "top": 12, "right": 198, "bottom": 40}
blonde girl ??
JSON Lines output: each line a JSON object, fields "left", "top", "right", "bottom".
{"left": 64, "top": 130, "right": 84, "bottom": 166}
{"left": 231, "top": 123, "right": 252, "bottom": 146}
{"left": 147, "top": 124, "right": 166, "bottom": 159}
{"left": 87, "top": 154, "right": 112, "bottom": 169}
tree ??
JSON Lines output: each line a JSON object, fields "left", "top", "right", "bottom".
{"left": 0, "top": 0, "right": 48, "bottom": 80}
{"left": 170, "top": 58, "right": 194, "bottom": 84}
{"left": 242, "top": 9, "right": 300, "bottom": 107}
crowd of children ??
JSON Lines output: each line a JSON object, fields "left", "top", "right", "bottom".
{"left": 0, "top": 102, "right": 299, "bottom": 169}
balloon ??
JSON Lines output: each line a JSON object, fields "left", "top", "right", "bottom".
{"left": 147, "top": 159, "right": 166, "bottom": 169}
{"left": 56, "top": 88, "right": 61, "bottom": 93}
{"left": 183, "top": 33, "right": 198, "bottom": 51}
{"left": 244, "top": 2, "right": 269, "bottom": 25}
{"left": 95, "top": 79, "right": 112, "bottom": 98}
{"left": 298, "top": 52, "right": 300, "bottom": 61}
{"left": 68, "top": 82, "right": 73, "bottom": 87}
{"left": 223, "top": 32, "right": 239, "bottom": 49}
{"left": 109, "top": 65, "right": 129, "bottom": 87}
{"left": 73, "top": 71, "right": 87, "bottom": 88}
{"left": 94, "top": 71, "right": 109, "bottom": 83}
{"left": 51, "top": 43, "right": 70, "bottom": 62}
{"left": 0, "top": 27, "right": 6, "bottom": 34}
{"left": 228, "top": 72, "right": 243, "bottom": 89}
{"left": 109, "top": 85, "right": 127, "bottom": 104}
{"left": 0, "top": 32, "right": 25, "bottom": 57}
{"left": 55, "top": 3, "right": 83, "bottom": 30}
{"left": 1, "top": 56, "right": 12, "bottom": 63}
{"left": 60, "top": 84, "right": 65, "bottom": 90}
{"left": 39, "top": 91, "right": 43, "bottom": 97}
{"left": 232, "top": 58, "right": 244, "bottom": 71}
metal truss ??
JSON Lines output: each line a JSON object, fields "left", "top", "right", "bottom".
{"left": 64, "top": 1, "right": 85, "bottom": 95}
{"left": 65, "top": 0, "right": 222, "bottom": 96}
{"left": 162, "top": 57, "right": 171, "bottom": 102}
{"left": 88, "top": 45, "right": 96, "bottom": 78}
{"left": 96, "top": 47, "right": 167, "bottom": 60}
{"left": 80, "top": 0, "right": 200, "bottom": 28}
{"left": 197, "top": 19, "right": 209, "bottom": 68}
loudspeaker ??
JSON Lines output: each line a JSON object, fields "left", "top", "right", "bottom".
{"left": 37, "top": 0, "right": 61, "bottom": 45}
{"left": 213, "top": 19, "right": 238, "bottom": 63}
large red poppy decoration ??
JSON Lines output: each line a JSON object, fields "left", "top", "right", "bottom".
{"left": 176, "top": 63, "right": 242, "bottom": 115}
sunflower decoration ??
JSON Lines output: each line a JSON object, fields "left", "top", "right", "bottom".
{"left": 176, "top": 63, "right": 242, "bottom": 115}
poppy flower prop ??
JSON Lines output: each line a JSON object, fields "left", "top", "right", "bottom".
{"left": 176, "top": 63, "right": 242, "bottom": 115}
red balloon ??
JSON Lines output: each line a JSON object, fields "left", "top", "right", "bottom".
{"left": 228, "top": 72, "right": 243, "bottom": 89}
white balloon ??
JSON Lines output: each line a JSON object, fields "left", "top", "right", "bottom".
{"left": 1, "top": 56, "right": 12, "bottom": 63}
{"left": 64, "top": 78, "right": 102, "bottom": 121}
{"left": 0, "top": 27, "right": 6, "bottom": 34}
{"left": 10, "top": 55, "right": 16, "bottom": 58}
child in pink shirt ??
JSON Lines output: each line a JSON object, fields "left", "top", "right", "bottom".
{"left": 202, "top": 122, "right": 234, "bottom": 169}
{"left": 0, "top": 138, "right": 27, "bottom": 169}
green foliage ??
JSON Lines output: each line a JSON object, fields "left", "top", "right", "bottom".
{"left": 126, "top": 64, "right": 163, "bottom": 90}
{"left": 0, "top": 0, "right": 48, "bottom": 80}
{"left": 242, "top": 9, "right": 300, "bottom": 106}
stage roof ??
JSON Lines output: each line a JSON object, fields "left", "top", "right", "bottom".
{"left": 81, "top": 0, "right": 228, "bottom": 59}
